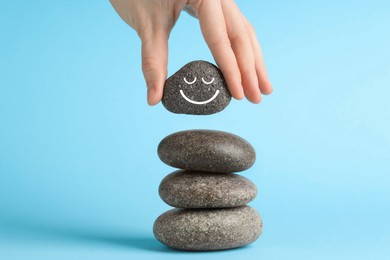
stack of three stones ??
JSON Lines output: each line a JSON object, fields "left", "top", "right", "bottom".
{"left": 153, "top": 129, "right": 263, "bottom": 251}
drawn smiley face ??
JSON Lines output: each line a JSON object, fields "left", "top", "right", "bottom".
{"left": 162, "top": 60, "right": 232, "bottom": 115}
{"left": 180, "top": 75, "right": 219, "bottom": 105}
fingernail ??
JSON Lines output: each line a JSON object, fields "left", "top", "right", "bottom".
{"left": 147, "top": 86, "right": 154, "bottom": 105}
{"left": 236, "top": 86, "right": 245, "bottom": 100}
{"left": 266, "top": 83, "right": 273, "bottom": 95}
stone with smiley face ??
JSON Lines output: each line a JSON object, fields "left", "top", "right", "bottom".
{"left": 162, "top": 60, "right": 231, "bottom": 115}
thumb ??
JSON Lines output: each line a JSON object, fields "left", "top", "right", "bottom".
{"left": 141, "top": 30, "right": 169, "bottom": 106}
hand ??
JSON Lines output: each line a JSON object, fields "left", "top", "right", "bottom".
{"left": 110, "top": 0, "right": 273, "bottom": 105}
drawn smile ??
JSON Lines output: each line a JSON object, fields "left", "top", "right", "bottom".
{"left": 179, "top": 89, "right": 220, "bottom": 105}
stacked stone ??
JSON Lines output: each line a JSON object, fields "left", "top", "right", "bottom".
{"left": 153, "top": 61, "right": 263, "bottom": 251}
{"left": 154, "top": 130, "right": 262, "bottom": 251}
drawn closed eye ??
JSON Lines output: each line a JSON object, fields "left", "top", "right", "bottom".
{"left": 201, "top": 77, "right": 215, "bottom": 85}
{"left": 183, "top": 77, "right": 197, "bottom": 84}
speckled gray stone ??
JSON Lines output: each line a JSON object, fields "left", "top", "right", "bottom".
{"left": 153, "top": 206, "right": 262, "bottom": 251}
{"left": 158, "top": 130, "right": 256, "bottom": 173}
{"left": 162, "top": 60, "right": 231, "bottom": 115}
{"left": 159, "top": 170, "right": 257, "bottom": 208}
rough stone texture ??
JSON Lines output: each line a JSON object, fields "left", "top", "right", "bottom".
{"left": 159, "top": 170, "right": 257, "bottom": 208}
{"left": 162, "top": 60, "right": 231, "bottom": 115}
{"left": 158, "top": 130, "right": 256, "bottom": 173}
{"left": 153, "top": 206, "right": 262, "bottom": 251}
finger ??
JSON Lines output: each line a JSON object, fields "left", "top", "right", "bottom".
{"left": 221, "top": 0, "right": 261, "bottom": 104}
{"left": 243, "top": 17, "right": 273, "bottom": 95}
{"left": 190, "top": 0, "right": 244, "bottom": 100}
{"left": 141, "top": 29, "right": 169, "bottom": 105}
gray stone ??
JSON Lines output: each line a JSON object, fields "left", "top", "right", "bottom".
{"left": 158, "top": 130, "right": 256, "bottom": 173}
{"left": 153, "top": 206, "right": 262, "bottom": 251}
{"left": 159, "top": 171, "right": 257, "bottom": 208}
{"left": 162, "top": 60, "right": 231, "bottom": 115}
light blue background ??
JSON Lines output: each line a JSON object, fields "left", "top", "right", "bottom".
{"left": 1, "top": 0, "right": 389, "bottom": 259}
